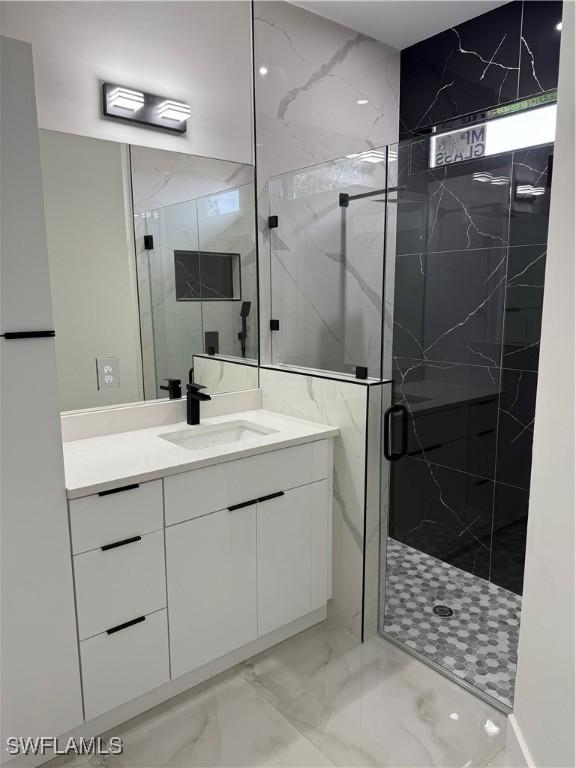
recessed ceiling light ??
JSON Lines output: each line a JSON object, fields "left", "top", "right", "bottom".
{"left": 356, "top": 98, "right": 369, "bottom": 105}
{"left": 556, "top": 21, "right": 562, "bottom": 30}
{"left": 259, "top": 66, "right": 268, "bottom": 76}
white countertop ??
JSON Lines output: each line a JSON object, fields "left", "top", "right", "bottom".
{"left": 63, "top": 409, "right": 339, "bottom": 499}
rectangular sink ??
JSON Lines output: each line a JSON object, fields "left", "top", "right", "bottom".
{"left": 158, "top": 420, "right": 277, "bottom": 452}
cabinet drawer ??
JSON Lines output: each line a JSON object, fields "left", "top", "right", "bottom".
{"left": 69, "top": 480, "right": 163, "bottom": 554}
{"left": 165, "top": 440, "right": 329, "bottom": 526}
{"left": 74, "top": 530, "right": 166, "bottom": 640}
{"left": 81, "top": 609, "right": 169, "bottom": 721}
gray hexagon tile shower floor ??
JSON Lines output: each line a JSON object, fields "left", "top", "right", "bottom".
{"left": 381, "top": 538, "right": 521, "bottom": 710}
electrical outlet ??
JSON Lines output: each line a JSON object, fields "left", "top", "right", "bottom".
{"left": 96, "top": 357, "right": 120, "bottom": 390}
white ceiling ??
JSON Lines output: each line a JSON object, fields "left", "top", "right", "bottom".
{"left": 291, "top": 0, "right": 510, "bottom": 50}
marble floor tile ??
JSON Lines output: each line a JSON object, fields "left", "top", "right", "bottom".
{"left": 48, "top": 621, "right": 506, "bottom": 768}
{"left": 240, "top": 622, "right": 507, "bottom": 767}
{"left": 92, "top": 672, "right": 334, "bottom": 768}
{"left": 46, "top": 758, "right": 93, "bottom": 768}
{"left": 484, "top": 749, "right": 510, "bottom": 767}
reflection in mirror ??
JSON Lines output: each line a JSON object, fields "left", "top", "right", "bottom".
{"left": 131, "top": 146, "right": 258, "bottom": 399}
{"left": 192, "top": 354, "right": 258, "bottom": 395}
{"left": 39, "top": 132, "right": 258, "bottom": 412}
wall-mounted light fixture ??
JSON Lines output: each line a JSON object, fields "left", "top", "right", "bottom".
{"left": 157, "top": 100, "right": 192, "bottom": 123}
{"left": 102, "top": 82, "right": 191, "bottom": 134}
{"left": 107, "top": 86, "right": 145, "bottom": 112}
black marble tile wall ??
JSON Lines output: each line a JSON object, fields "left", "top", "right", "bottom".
{"left": 393, "top": 358, "right": 500, "bottom": 480}
{"left": 399, "top": 2, "right": 522, "bottom": 137}
{"left": 400, "top": 1, "right": 563, "bottom": 140}
{"left": 518, "top": 1, "right": 564, "bottom": 99}
{"left": 490, "top": 484, "right": 530, "bottom": 594}
{"left": 390, "top": 1, "right": 561, "bottom": 597}
{"left": 394, "top": 248, "right": 508, "bottom": 366}
{"left": 509, "top": 146, "right": 553, "bottom": 248}
{"left": 390, "top": 456, "right": 492, "bottom": 580}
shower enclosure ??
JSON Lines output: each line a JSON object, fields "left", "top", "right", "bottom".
{"left": 268, "top": 100, "right": 554, "bottom": 712}
{"left": 268, "top": 152, "right": 388, "bottom": 378}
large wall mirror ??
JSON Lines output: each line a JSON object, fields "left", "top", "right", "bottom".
{"left": 39, "top": 131, "right": 258, "bottom": 412}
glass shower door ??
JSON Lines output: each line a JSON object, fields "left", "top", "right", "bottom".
{"left": 380, "top": 126, "right": 553, "bottom": 712}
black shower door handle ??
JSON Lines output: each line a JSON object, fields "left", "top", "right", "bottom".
{"left": 383, "top": 404, "right": 408, "bottom": 462}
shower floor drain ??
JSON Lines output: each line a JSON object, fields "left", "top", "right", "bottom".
{"left": 433, "top": 605, "right": 454, "bottom": 617}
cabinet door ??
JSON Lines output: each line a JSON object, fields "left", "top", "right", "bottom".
{"left": 257, "top": 481, "right": 329, "bottom": 636}
{"left": 166, "top": 507, "right": 257, "bottom": 679}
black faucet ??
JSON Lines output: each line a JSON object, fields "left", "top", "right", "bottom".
{"left": 186, "top": 368, "right": 211, "bottom": 425}
{"left": 159, "top": 378, "right": 182, "bottom": 399}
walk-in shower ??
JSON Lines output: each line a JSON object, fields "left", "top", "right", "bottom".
{"left": 267, "top": 97, "right": 555, "bottom": 712}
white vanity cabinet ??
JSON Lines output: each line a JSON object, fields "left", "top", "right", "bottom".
{"left": 67, "top": 435, "right": 333, "bottom": 727}
{"left": 164, "top": 441, "right": 332, "bottom": 678}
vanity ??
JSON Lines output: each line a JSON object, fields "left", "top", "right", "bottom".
{"left": 1, "top": 39, "right": 345, "bottom": 763}
{"left": 1, "top": 94, "right": 341, "bottom": 752}
{"left": 63, "top": 409, "right": 337, "bottom": 723}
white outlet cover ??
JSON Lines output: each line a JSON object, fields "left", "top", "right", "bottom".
{"left": 96, "top": 357, "right": 120, "bottom": 390}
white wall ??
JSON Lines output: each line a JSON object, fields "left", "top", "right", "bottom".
{"left": 0, "top": 1, "right": 253, "bottom": 165}
{"left": 507, "top": 5, "right": 575, "bottom": 767}
{"left": 39, "top": 130, "right": 144, "bottom": 411}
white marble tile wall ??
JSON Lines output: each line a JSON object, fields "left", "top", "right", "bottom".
{"left": 136, "top": 185, "right": 257, "bottom": 395}
{"left": 193, "top": 355, "right": 258, "bottom": 395}
{"left": 130, "top": 147, "right": 254, "bottom": 215}
{"left": 254, "top": 1, "right": 400, "bottom": 184}
{"left": 143, "top": 202, "right": 203, "bottom": 393}
{"left": 253, "top": 1, "right": 400, "bottom": 366}
{"left": 134, "top": 215, "right": 158, "bottom": 400}
{"left": 261, "top": 367, "right": 382, "bottom": 639}
{"left": 131, "top": 147, "right": 258, "bottom": 396}
{"left": 197, "top": 186, "right": 258, "bottom": 361}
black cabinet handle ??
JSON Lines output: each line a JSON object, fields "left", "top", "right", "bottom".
{"left": 1, "top": 330, "right": 55, "bottom": 339}
{"left": 101, "top": 535, "right": 142, "bottom": 552}
{"left": 383, "top": 404, "right": 408, "bottom": 462}
{"left": 106, "top": 615, "right": 146, "bottom": 635}
{"left": 98, "top": 484, "right": 140, "bottom": 497}
{"left": 258, "top": 491, "right": 285, "bottom": 503}
{"left": 228, "top": 499, "right": 258, "bottom": 512}
{"left": 228, "top": 490, "right": 286, "bottom": 511}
